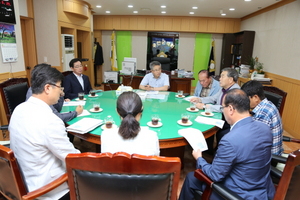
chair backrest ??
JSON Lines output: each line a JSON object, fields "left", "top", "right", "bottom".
{"left": 66, "top": 152, "right": 181, "bottom": 200}
{"left": 274, "top": 149, "right": 300, "bottom": 200}
{"left": 263, "top": 86, "right": 287, "bottom": 116}
{"left": 62, "top": 71, "right": 73, "bottom": 77}
{"left": 0, "top": 78, "right": 29, "bottom": 122}
{"left": 151, "top": 57, "right": 171, "bottom": 71}
{"left": 0, "top": 145, "right": 28, "bottom": 200}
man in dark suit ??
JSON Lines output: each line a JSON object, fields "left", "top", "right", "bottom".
{"left": 63, "top": 58, "right": 92, "bottom": 100}
{"left": 179, "top": 89, "right": 275, "bottom": 200}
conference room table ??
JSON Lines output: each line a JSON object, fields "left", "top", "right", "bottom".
{"left": 62, "top": 90, "right": 221, "bottom": 161}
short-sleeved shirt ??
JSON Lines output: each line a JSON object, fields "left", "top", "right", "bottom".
{"left": 140, "top": 73, "right": 170, "bottom": 88}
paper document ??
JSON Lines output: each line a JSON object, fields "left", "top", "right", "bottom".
{"left": 66, "top": 118, "right": 103, "bottom": 134}
{"left": 184, "top": 96, "right": 197, "bottom": 102}
{"left": 195, "top": 116, "right": 225, "bottom": 129}
{"left": 145, "top": 90, "right": 159, "bottom": 95}
{"left": 63, "top": 101, "right": 86, "bottom": 106}
{"left": 178, "top": 128, "right": 208, "bottom": 151}
{"left": 147, "top": 94, "right": 166, "bottom": 99}
{"left": 77, "top": 110, "right": 90, "bottom": 117}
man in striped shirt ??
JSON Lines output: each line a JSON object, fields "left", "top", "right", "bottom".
{"left": 241, "top": 80, "right": 283, "bottom": 155}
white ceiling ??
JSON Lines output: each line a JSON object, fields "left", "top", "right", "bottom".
{"left": 85, "top": 0, "right": 281, "bottom": 18}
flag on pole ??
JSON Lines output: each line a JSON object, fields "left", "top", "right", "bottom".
{"left": 110, "top": 31, "right": 118, "bottom": 71}
{"left": 207, "top": 40, "right": 215, "bottom": 75}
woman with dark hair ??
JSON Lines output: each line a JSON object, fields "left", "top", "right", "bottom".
{"left": 101, "top": 91, "right": 160, "bottom": 156}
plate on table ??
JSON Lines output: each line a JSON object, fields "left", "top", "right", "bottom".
{"left": 200, "top": 112, "right": 214, "bottom": 117}
{"left": 177, "top": 120, "right": 193, "bottom": 126}
{"left": 186, "top": 107, "right": 199, "bottom": 112}
{"left": 75, "top": 98, "right": 86, "bottom": 101}
{"left": 89, "top": 108, "right": 103, "bottom": 113}
{"left": 147, "top": 121, "right": 163, "bottom": 128}
{"left": 101, "top": 124, "right": 118, "bottom": 130}
{"left": 175, "top": 95, "right": 185, "bottom": 98}
{"left": 88, "top": 94, "right": 99, "bottom": 98}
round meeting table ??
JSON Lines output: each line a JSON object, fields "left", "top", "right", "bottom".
{"left": 62, "top": 90, "right": 221, "bottom": 162}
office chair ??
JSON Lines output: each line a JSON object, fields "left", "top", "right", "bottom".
{"left": 66, "top": 152, "right": 181, "bottom": 200}
{"left": 151, "top": 57, "right": 171, "bottom": 71}
{"left": 0, "top": 145, "right": 67, "bottom": 200}
{"left": 263, "top": 86, "right": 287, "bottom": 117}
{"left": 0, "top": 78, "right": 29, "bottom": 144}
{"left": 193, "top": 149, "right": 300, "bottom": 200}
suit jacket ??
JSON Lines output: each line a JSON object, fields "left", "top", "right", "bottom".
{"left": 63, "top": 73, "right": 92, "bottom": 100}
{"left": 193, "top": 78, "right": 221, "bottom": 97}
{"left": 197, "top": 117, "right": 275, "bottom": 200}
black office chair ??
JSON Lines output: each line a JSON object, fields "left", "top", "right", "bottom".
{"left": 263, "top": 86, "right": 287, "bottom": 117}
{"left": 0, "top": 78, "right": 29, "bottom": 145}
{"left": 151, "top": 57, "right": 171, "bottom": 71}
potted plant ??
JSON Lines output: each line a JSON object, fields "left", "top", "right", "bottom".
{"left": 255, "top": 62, "right": 265, "bottom": 78}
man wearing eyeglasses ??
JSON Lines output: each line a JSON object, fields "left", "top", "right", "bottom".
{"left": 63, "top": 58, "right": 92, "bottom": 99}
{"left": 9, "top": 64, "right": 80, "bottom": 200}
{"left": 139, "top": 61, "right": 170, "bottom": 91}
{"left": 179, "top": 89, "right": 275, "bottom": 200}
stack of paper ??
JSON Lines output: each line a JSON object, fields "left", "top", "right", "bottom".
{"left": 178, "top": 128, "right": 207, "bottom": 151}
{"left": 66, "top": 118, "right": 103, "bottom": 134}
{"left": 195, "top": 116, "right": 225, "bottom": 128}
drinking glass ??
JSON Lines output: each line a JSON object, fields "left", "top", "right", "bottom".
{"left": 78, "top": 92, "right": 84, "bottom": 100}
{"left": 177, "top": 90, "right": 183, "bottom": 97}
{"left": 93, "top": 102, "right": 100, "bottom": 111}
{"left": 105, "top": 115, "right": 114, "bottom": 128}
{"left": 151, "top": 114, "right": 160, "bottom": 125}
{"left": 181, "top": 113, "right": 189, "bottom": 124}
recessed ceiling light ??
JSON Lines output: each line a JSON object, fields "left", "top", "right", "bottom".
{"left": 229, "top": 8, "right": 235, "bottom": 11}
{"left": 221, "top": 13, "right": 226, "bottom": 16}
{"left": 128, "top": 5, "right": 133, "bottom": 8}
{"left": 161, "top": 5, "right": 166, "bottom": 8}
{"left": 244, "top": 0, "right": 251, "bottom": 1}
{"left": 189, "top": 12, "right": 194, "bottom": 15}
{"left": 133, "top": 11, "right": 138, "bottom": 13}
{"left": 161, "top": 11, "right": 166, "bottom": 14}
{"left": 106, "top": 11, "right": 110, "bottom": 13}
{"left": 96, "top": 5, "right": 101, "bottom": 8}
{"left": 192, "top": 7, "right": 198, "bottom": 9}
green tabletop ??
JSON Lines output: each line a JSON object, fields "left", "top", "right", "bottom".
{"left": 62, "top": 90, "right": 222, "bottom": 140}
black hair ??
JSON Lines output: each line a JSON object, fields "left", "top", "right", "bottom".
{"left": 222, "top": 67, "right": 239, "bottom": 82}
{"left": 149, "top": 61, "right": 161, "bottom": 70}
{"left": 117, "top": 91, "right": 143, "bottom": 139}
{"left": 31, "top": 64, "right": 64, "bottom": 94}
{"left": 241, "top": 80, "right": 265, "bottom": 100}
{"left": 198, "top": 70, "right": 209, "bottom": 78}
{"left": 69, "top": 58, "right": 82, "bottom": 68}
{"left": 224, "top": 88, "right": 250, "bottom": 113}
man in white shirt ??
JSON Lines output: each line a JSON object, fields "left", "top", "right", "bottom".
{"left": 139, "top": 61, "right": 170, "bottom": 91}
{"left": 9, "top": 64, "right": 80, "bottom": 200}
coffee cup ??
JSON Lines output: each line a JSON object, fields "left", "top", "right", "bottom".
{"left": 177, "top": 90, "right": 183, "bottom": 97}
{"left": 151, "top": 114, "right": 160, "bottom": 125}
{"left": 190, "top": 102, "right": 196, "bottom": 111}
{"left": 78, "top": 92, "right": 84, "bottom": 100}
{"left": 93, "top": 103, "right": 100, "bottom": 111}
{"left": 181, "top": 113, "right": 189, "bottom": 124}
{"left": 205, "top": 106, "right": 212, "bottom": 115}
{"left": 105, "top": 115, "right": 114, "bottom": 129}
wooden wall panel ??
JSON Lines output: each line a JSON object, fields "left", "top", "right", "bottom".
{"left": 112, "top": 17, "right": 121, "bottom": 29}
{"left": 93, "top": 15, "right": 240, "bottom": 33}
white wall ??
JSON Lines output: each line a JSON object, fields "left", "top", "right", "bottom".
{"left": 33, "top": 0, "right": 60, "bottom": 66}
{"left": 132, "top": 31, "right": 147, "bottom": 70}
{"left": 241, "top": 1, "right": 300, "bottom": 80}
{"left": 177, "top": 32, "right": 195, "bottom": 71}
{"left": 0, "top": 0, "right": 25, "bottom": 74}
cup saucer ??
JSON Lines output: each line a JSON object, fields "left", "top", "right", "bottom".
{"left": 147, "top": 121, "right": 163, "bottom": 128}
{"left": 175, "top": 95, "right": 185, "bottom": 98}
{"left": 101, "top": 124, "right": 117, "bottom": 130}
{"left": 200, "top": 112, "right": 214, "bottom": 117}
{"left": 89, "top": 108, "right": 103, "bottom": 113}
{"left": 177, "top": 120, "right": 193, "bottom": 126}
{"left": 88, "top": 94, "right": 98, "bottom": 98}
{"left": 186, "top": 107, "right": 199, "bottom": 112}
{"left": 75, "top": 98, "right": 86, "bottom": 101}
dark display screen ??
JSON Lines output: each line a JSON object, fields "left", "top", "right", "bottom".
{"left": 0, "top": 0, "right": 16, "bottom": 24}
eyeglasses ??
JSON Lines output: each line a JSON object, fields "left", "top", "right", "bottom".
{"left": 49, "top": 83, "right": 64, "bottom": 91}
{"left": 152, "top": 68, "right": 161, "bottom": 72}
{"left": 220, "top": 105, "right": 229, "bottom": 112}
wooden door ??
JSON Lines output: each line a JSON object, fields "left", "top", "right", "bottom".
{"left": 20, "top": 17, "right": 37, "bottom": 83}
